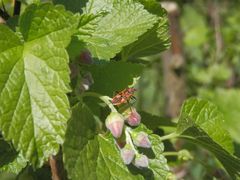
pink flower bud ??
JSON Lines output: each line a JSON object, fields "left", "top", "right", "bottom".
{"left": 132, "top": 132, "right": 151, "bottom": 148}
{"left": 105, "top": 112, "right": 124, "bottom": 138}
{"left": 134, "top": 154, "right": 149, "bottom": 168}
{"left": 120, "top": 145, "right": 135, "bottom": 165}
{"left": 123, "top": 108, "right": 141, "bottom": 126}
{"left": 79, "top": 51, "right": 92, "bottom": 64}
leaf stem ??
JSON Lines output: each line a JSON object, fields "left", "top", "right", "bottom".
{"left": 82, "top": 92, "right": 117, "bottom": 112}
{"left": 125, "top": 127, "right": 138, "bottom": 154}
{"left": 49, "top": 156, "right": 60, "bottom": 180}
{"left": 160, "top": 132, "right": 178, "bottom": 141}
{"left": 162, "top": 151, "right": 178, "bottom": 156}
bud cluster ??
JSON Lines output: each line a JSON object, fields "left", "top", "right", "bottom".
{"left": 105, "top": 107, "right": 142, "bottom": 139}
{"left": 105, "top": 106, "right": 152, "bottom": 168}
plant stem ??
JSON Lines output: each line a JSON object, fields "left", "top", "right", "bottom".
{"left": 125, "top": 127, "right": 138, "bottom": 154}
{"left": 13, "top": 0, "right": 21, "bottom": 16}
{"left": 82, "top": 92, "right": 117, "bottom": 112}
{"left": 160, "top": 132, "right": 178, "bottom": 141}
{"left": 49, "top": 156, "right": 61, "bottom": 180}
{"left": 163, "top": 151, "right": 178, "bottom": 156}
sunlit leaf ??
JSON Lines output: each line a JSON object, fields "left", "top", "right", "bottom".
{"left": 0, "top": 3, "right": 78, "bottom": 167}
{"left": 77, "top": 0, "right": 158, "bottom": 60}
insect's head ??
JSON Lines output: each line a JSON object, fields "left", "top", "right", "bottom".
{"left": 129, "top": 88, "right": 137, "bottom": 93}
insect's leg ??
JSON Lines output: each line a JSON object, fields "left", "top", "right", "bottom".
{"left": 130, "top": 96, "right": 137, "bottom": 105}
{"left": 126, "top": 100, "right": 133, "bottom": 112}
{"left": 131, "top": 96, "right": 136, "bottom": 100}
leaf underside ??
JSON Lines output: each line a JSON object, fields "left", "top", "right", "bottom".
{"left": 199, "top": 88, "right": 240, "bottom": 143}
{"left": 178, "top": 98, "right": 240, "bottom": 179}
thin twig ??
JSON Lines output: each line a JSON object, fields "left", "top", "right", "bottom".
{"left": 163, "top": 151, "right": 179, "bottom": 156}
{"left": 160, "top": 132, "right": 178, "bottom": 141}
{"left": 13, "top": 0, "right": 21, "bottom": 16}
{"left": 49, "top": 156, "right": 61, "bottom": 180}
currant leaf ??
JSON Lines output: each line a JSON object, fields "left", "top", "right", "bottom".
{"left": 0, "top": 3, "right": 78, "bottom": 167}
{"left": 77, "top": 0, "right": 158, "bottom": 60}
{"left": 178, "top": 98, "right": 240, "bottom": 179}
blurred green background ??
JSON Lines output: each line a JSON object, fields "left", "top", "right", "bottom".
{"left": 136, "top": 0, "right": 240, "bottom": 179}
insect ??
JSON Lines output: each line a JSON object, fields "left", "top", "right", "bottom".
{"left": 111, "top": 87, "right": 137, "bottom": 106}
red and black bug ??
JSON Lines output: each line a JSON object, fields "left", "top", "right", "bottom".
{"left": 111, "top": 87, "right": 137, "bottom": 106}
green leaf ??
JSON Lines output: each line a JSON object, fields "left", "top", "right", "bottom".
{"left": 6, "top": 16, "right": 19, "bottom": 31}
{"left": 135, "top": 0, "right": 165, "bottom": 15}
{"left": 177, "top": 98, "right": 240, "bottom": 179}
{"left": 97, "top": 135, "right": 144, "bottom": 180}
{"left": 0, "top": 154, "right": 27, "bottom": 174}
{"left": 148, "top": 135, "right": 172, "bottom": 179}
{"left": 122, "top": 1, "right": 170, "bottom": 60}
{"left": 0, "top": 3, "right": 78, "bottom": 167}
{"left": 67, "top": 13, "right": 100, "bottom": 59}
{"left": 199, "top": 88, "right": 240, "bottom": 143}
{"left": 63, "top": 102, "right": 96, "bottom": 179}
{"left": 63, "top": 102, "right": 143, "bottom": 180}
{"left": 78, "top": 0, "right": 158, "bottom": 60}
{"left": 84, "top": 61, "right": 143, "bottom": 96}
{"left": 84, "top": 0, "right": 115, "bottom": 13}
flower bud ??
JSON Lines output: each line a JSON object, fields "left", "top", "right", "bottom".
{"left": 134, "top": 154, "right": 149, "bottom": 168}
{"left": 177, "top": 149, "right": 193, "bottom": 162}
{"left": 132, "top": 132, "right": 151, "bottom": 148}
{"left": 105, "top": 112, "right": 124, "bottom": 138}
{"left": 79, "top": 51, "right": 92, "bottom": 64}
{"left": 123, "top": 108, "right": 141, "bottom": 126}
{"left": 120, "top": 144, "right": 135, "bottom": 165}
